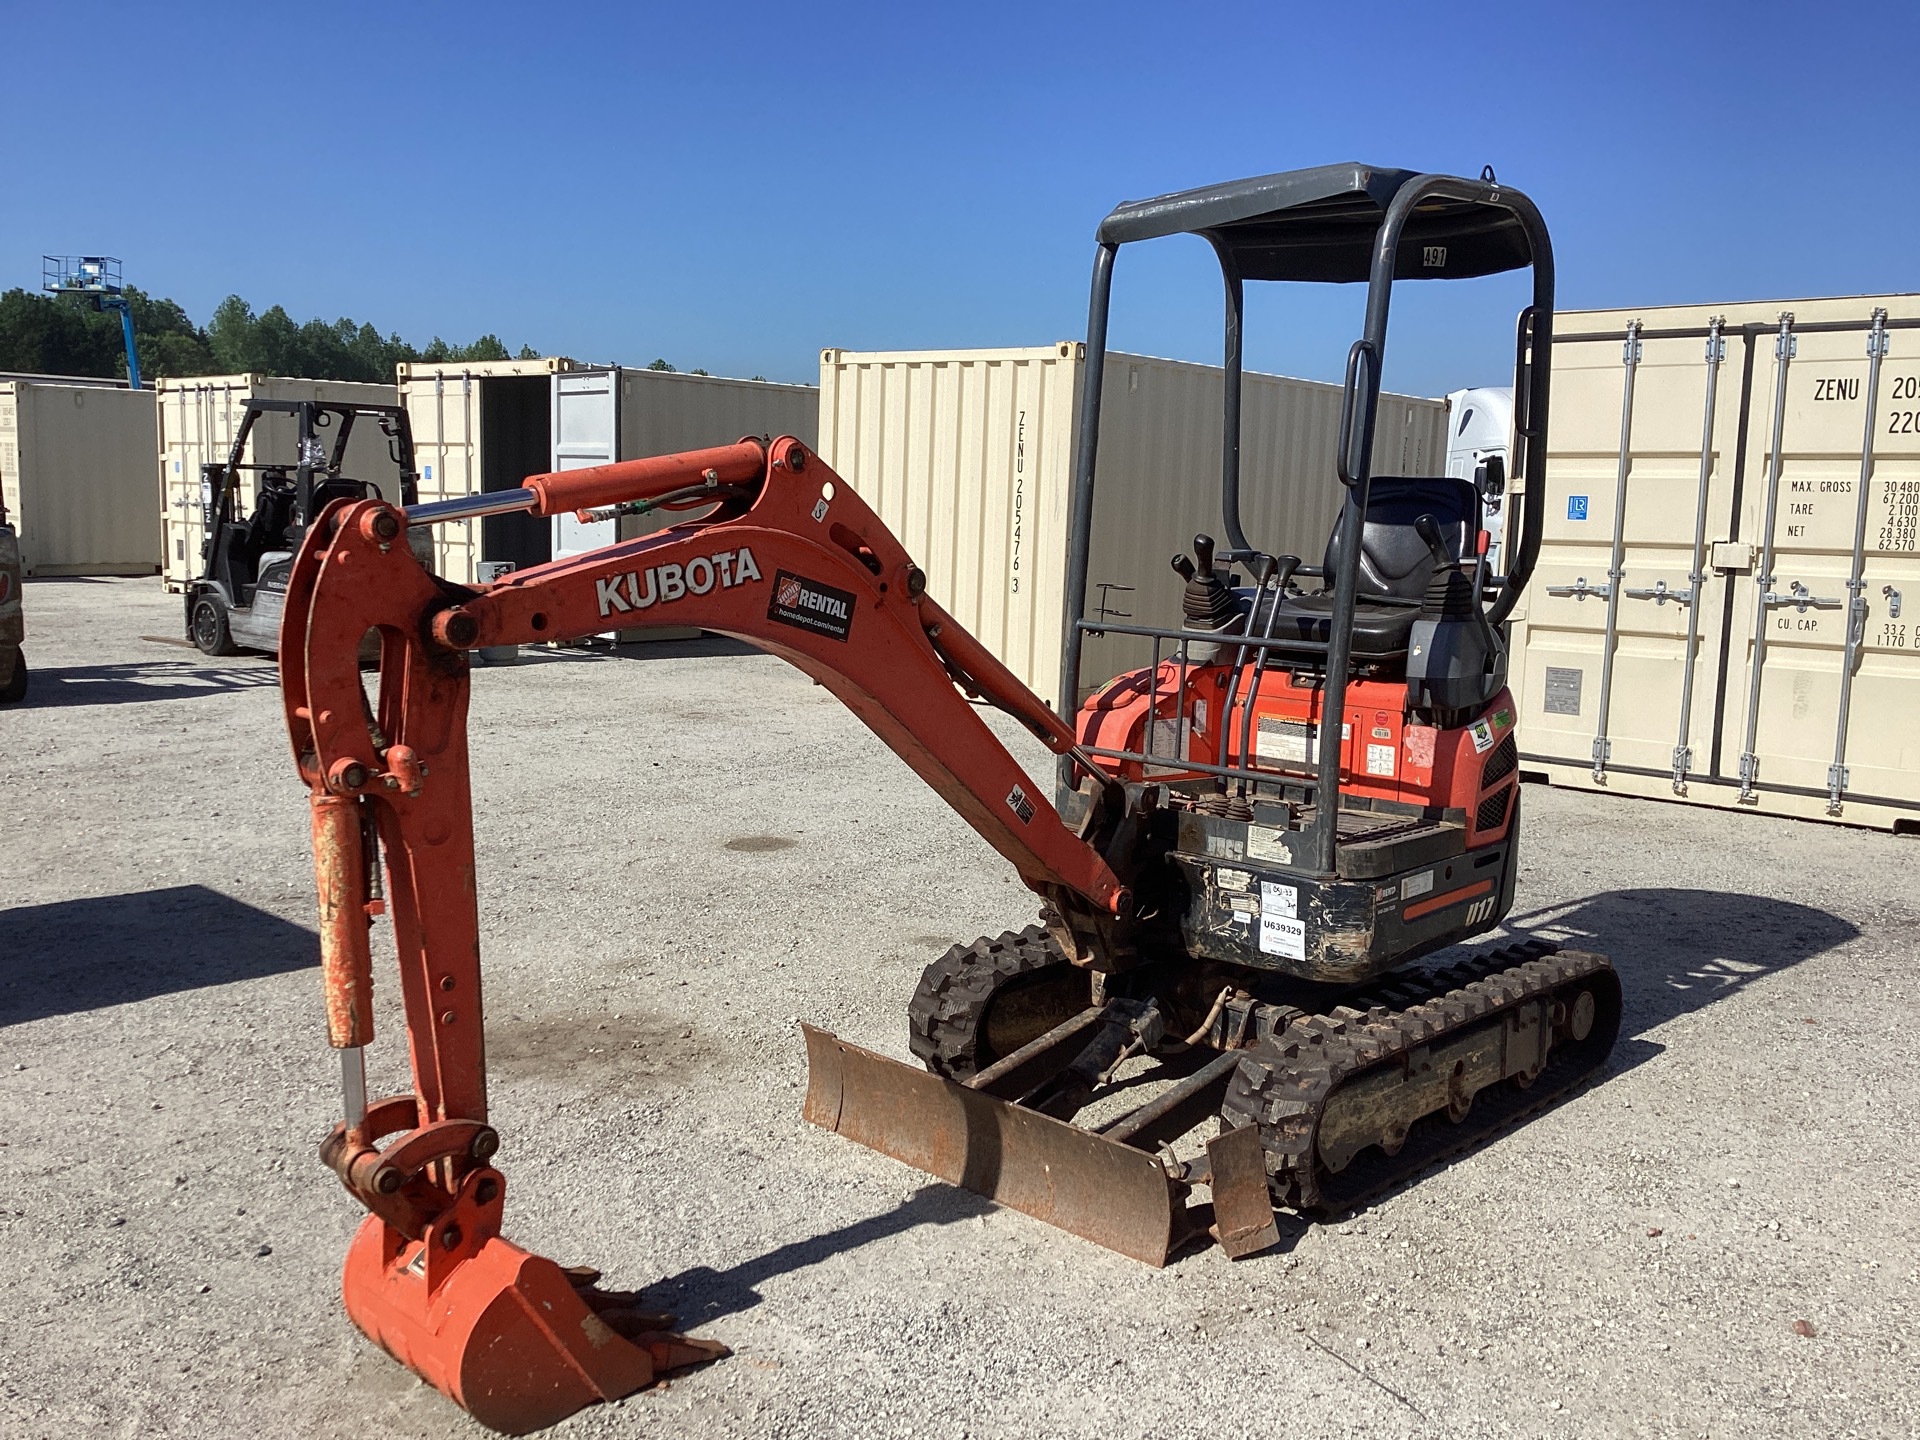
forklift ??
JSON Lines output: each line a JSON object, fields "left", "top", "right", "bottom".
{"left": 187, "top": 400, "right": 426, "bottom": 656}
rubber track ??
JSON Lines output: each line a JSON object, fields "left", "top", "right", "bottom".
{"left": 907, "top": 925, "right": 1067, "bottom": 1080}
{"left": 1219, "top": 940, "right": 1621, "bottom": 1214}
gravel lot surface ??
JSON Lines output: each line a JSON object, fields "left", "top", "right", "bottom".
{"left": 2, "top": 576, "right": 1915, "bottom": 1440}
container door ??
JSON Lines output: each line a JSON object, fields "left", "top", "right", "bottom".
{"left": 1517, "top": 320, "right": 1742, "bottom": 794}
{"left": 550, "top": 371, "right": 618, "bottom": 563}
{"left": 1720, "top": 310, "right": 1920, "bottom": 818}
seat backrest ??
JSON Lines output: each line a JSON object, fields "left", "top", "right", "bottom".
{"left": 1321, "top": 476, "right": 1479, "bottom": 602}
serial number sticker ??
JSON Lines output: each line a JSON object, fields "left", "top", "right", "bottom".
{"left": 1246, "top": 826, "right": 1290, "bottom": 863}
{"left": 1366, "top": 743, "right": 1396, "bottom": 777}
{"left": 1259, "top": 882, "right": 1305, "bottom": 960}
{"left": 1469, "top": 719, "right": 1497, "bottom": 753}
{"left": 1228, "top": 896, "right": 1259, "bottom": 923}
{"left": 1402, "top": 870, "right": 1434, "bottom": 901}
{"left": 1215, "top": 867, "right": 1252, "bottom": 892}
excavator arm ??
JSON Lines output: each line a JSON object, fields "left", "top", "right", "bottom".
{"left": 279, "top": 435, "right": 1132, "bottom": 1432}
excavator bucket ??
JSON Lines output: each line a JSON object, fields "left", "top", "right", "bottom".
{"left": 340, "top": 1214, "right": 727, "bottom": 1436}
{"left": 801, "top": 1023, "right": 1229, "bottom": 1267}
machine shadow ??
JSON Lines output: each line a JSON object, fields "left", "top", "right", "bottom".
{"left": 19, "top": 659, "right": 279, "bottom": 707}
{"left": 1321, "top": 885, "right": 1859, "bottom": 1226}
{"left": 1497, "top": 886, "right": 1858, "bottom": 1043}
{"left": 646, "top": 1184, "right": 996, "bottom": 1326}
{"left": 0, "top": 884, "right": 315, "bottom": 1026}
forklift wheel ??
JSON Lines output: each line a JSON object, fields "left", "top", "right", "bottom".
{"left": 0, "top": 649, "right": 25, "bottom": 704}
{"left": 191, "top": 594, "right": 241, "bottom": 657}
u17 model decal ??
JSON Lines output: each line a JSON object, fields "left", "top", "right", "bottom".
{"left": 595, "top": 546, "right": 762, "bottom": 617}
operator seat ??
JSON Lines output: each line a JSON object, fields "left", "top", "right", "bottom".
{"left": 1260, "top": 476, "right": 1479, "bottom": 666}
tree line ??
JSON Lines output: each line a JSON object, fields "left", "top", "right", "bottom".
{"left": 0, "top": 286, "right": 539, "bottom": 383}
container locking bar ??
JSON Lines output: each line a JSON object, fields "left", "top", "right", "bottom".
{"left": 1588, "top": 320, "right": 1642, "bottom": 783}
{"left": 1825, "top": 308, "right": 1891, "bottom": 815}
{"left": 1736, "top": 314, "right": 1798, "bottom": 802}
{"left": 1664, "top": 318, "right": 1725, "bottom": 793}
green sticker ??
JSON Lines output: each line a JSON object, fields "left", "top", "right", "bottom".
{"left": 1494, "top": 708, "right": 1513, "bottom": 730}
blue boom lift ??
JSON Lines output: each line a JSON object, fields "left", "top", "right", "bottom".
{"left": 42, "top": 255, "right": 141, "bottom": 389}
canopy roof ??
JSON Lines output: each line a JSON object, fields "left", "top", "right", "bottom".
{"left": 1096, "top": 163, "right": 1535, "bottom": 283}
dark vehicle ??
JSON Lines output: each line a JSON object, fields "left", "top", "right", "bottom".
{"left": 187, "top": 400, "right": 426, "bottom": 655}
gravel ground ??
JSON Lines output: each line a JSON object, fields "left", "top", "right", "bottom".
{"left": 1, "top": 576, "right": 1915, "bottom": 1440}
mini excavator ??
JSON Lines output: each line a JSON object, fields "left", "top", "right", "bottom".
{"left": 281, "top": 165, "right": 1620, "bottom": 1433}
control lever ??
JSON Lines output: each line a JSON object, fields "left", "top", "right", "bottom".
{"left": 1414, "top": 513, "right": 1447, "bottom": 562}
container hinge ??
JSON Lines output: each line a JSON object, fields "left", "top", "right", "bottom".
{"left": 1623, "top": 334, "right": 1643, "bottom": 366}
{"left": 1775, "top": 313, "right": 1797, "bottom": 361}
{"left": 1705, "top": 331, "right": 1726, "bottom": 364}
{"left": 1883, "top": 584, "right": 1903, "bottom": 620}
{"left": 1826, "top": 763, "right": 1851, "bottom": 815}
{"left": 1547, "top": 576, "right": 1611, "bottom": 602}
{"left": 1867, "top": 321, "right": 1891, "bottom": 360}
{"left": 1737, "top": 751, "right": 1761, "bottom": 801}
{"left": 1623, "top": 578, "right": 1692, "bottom": 606}
{"left": 1671, "top": 745, "right": 1693, "bottom": 794}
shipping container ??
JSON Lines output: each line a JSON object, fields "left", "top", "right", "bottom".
{"left": 0, "top": 379, "right": 160, "bottom": 576}
{"left": 157, "top": 375, "right": 400, "bottom": 591}
{"left": 1509, "top": 292, "right": 1920, "bottom": 830}
{"left": 398, "top": 357, "right": 581, "bottom": 586}
{"left": 550, "top": 367, "right": 820, "bottom": 641}
{"left": 549, "top": 366, "right": 819, "bottom": 561}
{"left": 817, "top": 344, "right": 1449, "bottom": 709}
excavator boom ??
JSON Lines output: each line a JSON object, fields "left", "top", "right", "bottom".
{"left": 280, "top": 436, "right": 1134, "bottom": 1432}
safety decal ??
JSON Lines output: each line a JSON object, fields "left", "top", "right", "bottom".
{"left": 767, "top": 569, "right": 856, "bottom": 642}
{"left": 1005, "top": 784, "right": 1035, "bottom": 824}
{"left": 1469, "top": 718, "right": 1497, "bottom": 753}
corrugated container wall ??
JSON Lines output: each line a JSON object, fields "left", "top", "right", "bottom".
{"left": 398, "top": 357, "right": 579, "bottom": 586}
{"left": 157, "top": 375, "right": 399, "bottom": 591}
{"left": 817, "top": 345, "right": 1448, "bottom": 709}
{"left": 0, "top": 380, "right": 160, "bottom": 576}
{"left": 1510, "top": 292, "right": 1920, "bottom": 830}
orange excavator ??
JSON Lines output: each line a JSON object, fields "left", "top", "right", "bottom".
{"left": 281, "top": 165, "right": 1619, "bottom": 1433}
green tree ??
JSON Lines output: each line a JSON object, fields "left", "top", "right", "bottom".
{"left": 1, "top": 284, "right": 538, "bottom": 381}
{"left": 646, "top": 358, "right": 676, "bottom": 372}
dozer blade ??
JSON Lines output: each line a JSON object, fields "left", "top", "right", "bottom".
{"left": 341, "top": 1216, "right": 727, "bottom": 1436}
{"left": 801, "top": 1023, "right": 1192, "bottom": 1266}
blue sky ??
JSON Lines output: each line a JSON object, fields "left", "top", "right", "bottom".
{"left": 5, "top": 1, "right": 1915, "bottom": 395}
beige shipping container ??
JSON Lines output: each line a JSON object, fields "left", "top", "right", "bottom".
{"left": 0, "top": 379, "right": 160, "bottom": 576}
{"left": 1510, "top": 292, "right": 1920, "bottom": 830}
{"left": 157, "top": 375, "right": 400, "bottom": 591}
{"left": 398, "top": 357, "right": 581, "bottom": 586}
{"left": 817, "top": 344, "right": 1448, "bottom": 709}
